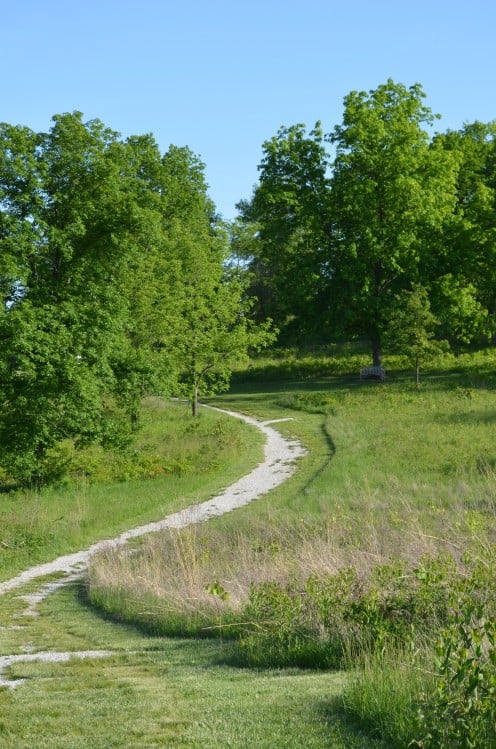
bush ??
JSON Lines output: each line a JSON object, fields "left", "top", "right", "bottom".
{"left": 415, "top": 599, "right": 496, "bottom": 749}
{"left": 343, "top": 561, "right": 496, "bottom": 748}
{"left": 236, "top": 556, "right": 464, "bottom": 669}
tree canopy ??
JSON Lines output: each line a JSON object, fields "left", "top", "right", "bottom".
{"left": 237, "top": 79, "right": 496, "bottom": 365}
{"left": 0, "top": 113, "right": 270, "bottom": 486}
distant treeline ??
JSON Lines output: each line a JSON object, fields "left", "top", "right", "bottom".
{"left": 233, "top": 79, "right": 496, "bottom": 366}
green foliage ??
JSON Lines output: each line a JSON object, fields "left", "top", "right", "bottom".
{"left": 233, "top": 343, "right": 373, "bottom": 382}
{"left": 237, "top": 81, "right": 496, "bottom": 365}
{"left": 0, "top": 112, "right": 271, "bottom": 484}
{"left": 328, "top": 80, "right": 459, "bottom": 364}
{"left": 416, "top": 599, "right": 496, "bottom": 749}
{"left": 205, "top": 580, "right": 230, "bottom": 601}
{"left": 237, "top": 122, "right": 331, "bottom": 341}
{"left": 171, "top": 252, "right": 276, "bottom": 416}
{"left": 434, "top": 274, "right": 493, "bottom": 348}
{"left": 237, "top": 555, "right": 463, "bottom": 670}
{"left": 343, "top": 562, "right": 496, "bottom": 749}
{"left": 432, "top": 122, "right": 496, "bottom": 338}
{"left": 384, "top": 284, "right": 449, "bottom": 383}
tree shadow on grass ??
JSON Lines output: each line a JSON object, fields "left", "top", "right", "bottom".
{"left": 316, "top": 696, "right": 391, "bottom": 749}
{"left": 301, "top": 417, "right": 336, "bottom": 496}
{"left": 435, "top": 408, "right": 496, "bottom": 425}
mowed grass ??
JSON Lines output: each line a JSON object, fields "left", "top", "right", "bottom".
{"left": 0, "top": 397, "right": 264, "bottom": 581}
{"left": 0, "top": 583, "right": 382, "bottom": 749}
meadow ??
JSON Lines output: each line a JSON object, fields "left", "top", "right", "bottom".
{"left": 2, "top": 346, "right": 496, "bottom": 747}
{"left": 87, "top": 347, "right": 496, "bottom": 748}
{"left": 0, "top": 397, "right": 264, "bottom": 581}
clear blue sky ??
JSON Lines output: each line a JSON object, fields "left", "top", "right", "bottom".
{"left": 2, "top": 0, "right": 495, "bottom": 220}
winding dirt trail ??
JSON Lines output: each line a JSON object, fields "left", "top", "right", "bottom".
{"left": 0, "top": 406, "right": 305, "bottom": 687}
{"left": 0, "top": 406, "right": 305, "bottom": 596}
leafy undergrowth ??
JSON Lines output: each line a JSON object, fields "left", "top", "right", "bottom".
{"left": 0, "top": 398, "right": 263, "bottom": 581}
{"left": 87, "top": 520, "right": 496, "bottom": 748}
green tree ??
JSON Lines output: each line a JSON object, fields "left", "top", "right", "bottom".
{"left": 168, "top": 225, "right": 275, "bottom": 417}
{"left": 237, "top": 123, "right": 331, "bottom": 342}
{"left": 0, "top": 111, "right": 267, "bottom": 484}
{"left": 0, "top": 114, "right": 177, "bottom": 484}
{"left": 431, "top": 122, "right": 496, "bottom": 346}
{"left": 384, "top": 285, "right": 447, "bottom": 384}
{"left": 328, "top": 79, "right": 459, "bottom": 365}
{"left": 433, "top": 274, "right": 491, "bottom": 351}
{"left": 110, "top": 139, "right": 210, "bottom": 425}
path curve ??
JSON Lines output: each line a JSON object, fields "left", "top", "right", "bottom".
{"left": 0, "top": 405, "right": 305, "bottom": 597}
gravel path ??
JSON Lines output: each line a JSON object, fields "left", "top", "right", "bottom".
{"left": 0, "top": 406, "right": 305, "bottom": 687}
{"left": 0, "top": 406, "right": 305, "bottom": 596}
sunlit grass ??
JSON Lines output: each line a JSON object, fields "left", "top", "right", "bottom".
{"left": 0, "top": 398, "right": 264, "bottom": 581}
{"left": 4, "top": 346, "right": 496, "bottom": 747}
{"left": 86, "top": 346, "right": 496, "bottom": 746}
{"left": 0, "top": 584, "right": 374, "bottom": 749}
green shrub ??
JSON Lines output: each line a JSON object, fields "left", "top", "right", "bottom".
{"left": 342, "top": 560, "right": 496, "bottom": 748}
{"left": 236, "top": 556, "right": 464, "bottom": 669}
{"left": 415, "top": 600, "right": 496, "bottom": 749}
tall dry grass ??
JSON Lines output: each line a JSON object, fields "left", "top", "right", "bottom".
{"left": 86, "top": 472, "right": 496, "bottom": 639}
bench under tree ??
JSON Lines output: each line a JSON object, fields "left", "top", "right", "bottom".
{"left": 360, "top": 365, "right": 386, "bottom": 381}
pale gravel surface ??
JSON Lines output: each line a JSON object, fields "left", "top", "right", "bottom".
{"left": 0, "top": 405, "right": 305, "bottom": 687}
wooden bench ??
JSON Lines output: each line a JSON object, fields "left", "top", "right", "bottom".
{"left": 360, "top": 366, "right": 386, "bottom": 381}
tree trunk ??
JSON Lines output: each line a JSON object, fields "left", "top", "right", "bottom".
{"left": 416, "top": 357, "right": 420, "bottom": 386}
{"left": 192, "top": 383, "right": 199, "bottom": 417}
{"left": 371, "top": 330, "right": 382, "bottom": 367}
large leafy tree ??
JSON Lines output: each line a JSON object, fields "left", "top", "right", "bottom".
{"left": 430, "top": 122, "right": 496, "bottom": 347}
{"left": 0, "top": 113, "right": 273, "bottom": 484}
{"left": 110, "top": 139, "right": 214, "bottom": 425}
{"left": 237, "top": 123, "right": 332, "bottom": 341}
{"left": 115, "top": 141, "right": 270, "bottom": 419}
{"left": 328, "top": 79, "right": 459, "bottom": 365}
{"left": 0, "top": 113, "right": 140, "bottom": 484}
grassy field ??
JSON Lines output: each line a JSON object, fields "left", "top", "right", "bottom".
{"left": 2, "top": 347, "right": 496, "bottom": 747}
{"left": 0, "top": 397, "right": 264, "bottom": 581}
{"left": 87, "top": 347, "right": 496, "bottom": 747}
{"left": 0, "top": 582, "right": 383, "bottom": 748}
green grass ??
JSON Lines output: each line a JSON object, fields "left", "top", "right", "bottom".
{"left": 0, "top": 583, "right": 385, "bottom": 748}
{"left": 0, "top": 398, "right": 264, "bottom": 581}
{"left": 85, "top": 346, "right": 496, "bottom": 747}
{"left": 207, "top": 348, "right": 496, "bottom": 532}
{"left": 4, "top": 346, "right": 496, "bottom": 747}
{"left": 341, "top": 649, "right": 431, "bottom": 748}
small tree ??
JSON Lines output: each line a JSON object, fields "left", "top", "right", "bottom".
{"left": 385, "top": 285, "right": 448, "bottom": 385}
{"left": 176, "top": 272, "right": 275, "bottom": 417}
{"left": 158, "top": 218, "right": 275, "bottom": 417}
